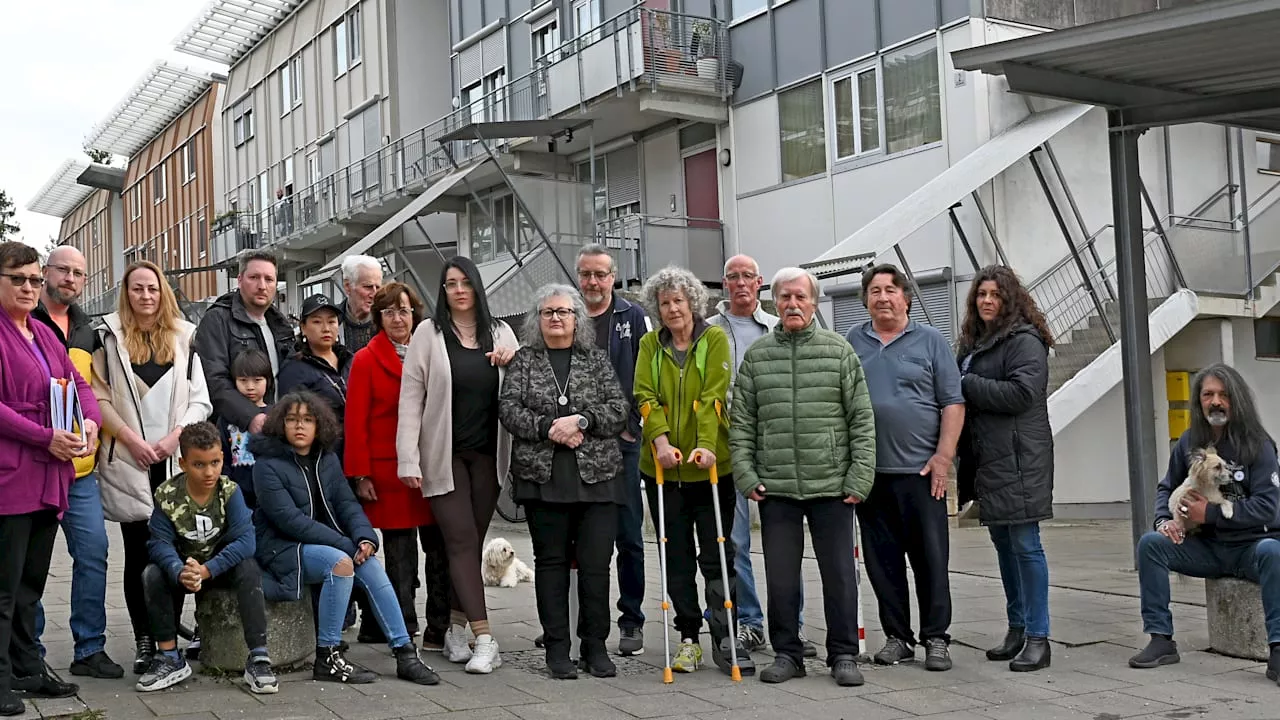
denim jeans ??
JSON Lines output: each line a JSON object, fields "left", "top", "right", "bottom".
{"left": 1138, "top": 531, "right": 1280, "bottom": 644}
{"left": 988, "top": 522, "right": 1050, "bottom": 638}
{"left": 733, "top": 492, "right": 804, "bottom": 632}
{"left": 34, "top": 473, "right": 110, "bottom": 661}
{"left": 301, "top": 544, "right": 411, "bottom": 649}
{"left": 615, "top": 441, "right": 646, "bottom": 631}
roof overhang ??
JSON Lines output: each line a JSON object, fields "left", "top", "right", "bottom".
{"left": 174, "top": 0, "right": 302, "bottom": 67}
{"left": 952, "top": 0, "right": 1280, "bottom": 133}
{"left": 84, "top": 62, "right": 215, "bottom": 159}
{"left": 77, "top": 164, "right": 127, "bottom": 194}
{"left": 27, "top": 160, "right": 94, "bottom": 218}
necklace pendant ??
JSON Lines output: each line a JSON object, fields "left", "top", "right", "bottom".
{"left": 558, "top": 394, "right": 568, "bottom": 406}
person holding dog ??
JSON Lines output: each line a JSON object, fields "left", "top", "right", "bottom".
{"left": 1130, "top": 363, "right": 1280, "bottom": 680}
{"left": 498, "top": 284, "right": 630, "bottom": 680}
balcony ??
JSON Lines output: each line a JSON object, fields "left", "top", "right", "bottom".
{"left": 596, "top": 213, "right": 725, "bottom": 286}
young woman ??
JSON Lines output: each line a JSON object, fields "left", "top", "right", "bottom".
{"left": 956, "top": 265, "right": 1055, "bottom": 673}
{"left": 91, "top": 261, "right": 211, "bottom": 674}
{"left": 277, "top": 293, "right": 353, "bottom": 455}
{"left": 397, "top": 257, "right": 518, "bottom": 674}
{"left": 252, "top": 391, "right": 438, "bottom": 686}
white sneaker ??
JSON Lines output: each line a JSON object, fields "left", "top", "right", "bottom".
{"left": 444, "top": 625, "right": 472, "bottom": 663}
{"left": 465, "top": 634, "right": 501, "bottom": 674}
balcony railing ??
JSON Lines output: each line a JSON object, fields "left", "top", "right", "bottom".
{"left": 211, "top": 7, "right": 732, "bottom": 261}
{"left": 596, "top": 213, "right": 725, "bottom": 285}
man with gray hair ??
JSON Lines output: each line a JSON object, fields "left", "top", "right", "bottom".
{"left": 339, "top": 254, "right": 383, "bottom": 352}
{"left": 730, "top": 266, "right": 876, "bottom": 686}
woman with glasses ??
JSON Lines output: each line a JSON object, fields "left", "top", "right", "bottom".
{"left": 344, "top": 283, "right": 451, "bottom": 651}
{"left": 398, "top": 257, "right": 517, "bottom": 674}
{"left": 499, "top": 284, "right": 630, "bottom": 679}
{"left": 0, "top": 242, "right": 102, "bottom": 713}
{"left": 91, "top": 260, "right": 212, "bottom": 675}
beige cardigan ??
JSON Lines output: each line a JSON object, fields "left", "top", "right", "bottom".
{"left": 396, "top": 318, "right": 518, "bottom": 497}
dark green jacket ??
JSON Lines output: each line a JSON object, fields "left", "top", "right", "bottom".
{"left": 729, "top": 320, "right": 876, "bottom": 500}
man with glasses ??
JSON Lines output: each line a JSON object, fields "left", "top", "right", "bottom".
{"left": 30, "top": 246, "right": 125, "bottom": 678}
{"left": 339, "top": 255, "right": 382, "bottom": 352}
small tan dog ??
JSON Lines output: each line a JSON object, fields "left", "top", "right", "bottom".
{"left": 481, "top": 537, "right": 534, "bottom": 588}
{"left": 1169, "top": 446, "right": 1234, "bottom": 531}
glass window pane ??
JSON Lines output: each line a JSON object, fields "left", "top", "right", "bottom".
{"left": 833, "top": 77, "right": 854, "bottom": 160}
{"left": 883, "top": 41, "right": 941, "bottom": 154}
{"left": 858, "top": 69, "right": 880, "bottom": 152}
{"left": 779, "top": 79, "right": 826, "bottom": 182}
{"left": 335, "top": 19, "right": 348, "bottom": 74}
{"left": 733, "top": 0, "right": 767, "bottom": 20}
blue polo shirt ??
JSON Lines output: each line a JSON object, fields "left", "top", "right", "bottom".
{"left": 846, "top": 320, "right": 963, "bottom": 474}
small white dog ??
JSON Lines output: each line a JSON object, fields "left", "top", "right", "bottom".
{"left": 1169, "top": 445, "right": 1234, "bottom": 532}
{"left": 482, "top": 537, "right": 534, "bottom": 588}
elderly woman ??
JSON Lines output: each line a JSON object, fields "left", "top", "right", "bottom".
{"left": 345, "top": 282, "right": 450, "bottom": 651}
{"left": 956, "top": 265, "right": 1055, "bottom": 673}
{"left": 398, "top": 257, "right": 517, "bottom": 674}
{"left": 634, "top": 265, "right": 749, "bottom": 676}
{"left": 499, "top": 284, "right": 629, "bottom": 680}
{"left": 92, "top": 260, "right": 212, "bottom": 675}
{"left": 0, "top": 241, "right": 101, "bottom": 710}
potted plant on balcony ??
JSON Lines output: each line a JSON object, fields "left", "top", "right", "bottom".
{"left": 691, "top": 20, "right": 719, "bottom": 80}
{"left": 651, "top": 11, "right": 683, "bottom": 76}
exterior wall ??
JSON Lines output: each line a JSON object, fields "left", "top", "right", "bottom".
{"left": 122, "top": 85, "right": 222, "bottom": 302}
{"left": 58, "top": 190, "right": 119, "bottom": 311}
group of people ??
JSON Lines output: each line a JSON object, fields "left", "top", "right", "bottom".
{"left": 4, "top": 232, "right": 1280, "bottom": 716}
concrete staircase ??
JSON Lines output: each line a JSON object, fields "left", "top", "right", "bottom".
{"left": 1047, "top": 297, "right": 1164, "bottom": 395}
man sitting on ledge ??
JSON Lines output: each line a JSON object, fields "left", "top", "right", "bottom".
{"left": 1130, "top": 363, "right": 1280, "bottom": 683}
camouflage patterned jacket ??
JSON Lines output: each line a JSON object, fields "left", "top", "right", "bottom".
{"left": 147, "top": 474, "right": 255, "bottom": 584}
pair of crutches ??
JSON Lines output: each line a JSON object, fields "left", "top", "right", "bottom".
{"left": 641, "top": 400, "right": 741, "bottom": 683}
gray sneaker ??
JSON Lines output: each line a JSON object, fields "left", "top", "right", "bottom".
{"left": 737, "top": 624, "right": 765, "bottom": 652}
{"left": 136, "top": 654, "right": 192, "bottom": 692}
{"left": 618, "top": 627, "right": 644, "bottom": 656}
{"left": 874, "top": 637, "right": 914, "bottom": 665}
{"left": 923, "top": 638, "right": 952, "bottom": 671}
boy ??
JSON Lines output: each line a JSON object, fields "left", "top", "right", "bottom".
{"left": 222, "top": 349, "right": 273, "bottom": 508}
{"left": 137, "top": 422, "right": 278, "bottom": 695}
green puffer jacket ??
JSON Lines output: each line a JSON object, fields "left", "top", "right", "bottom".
{"left": 635, "top": 320, "right": 733, "bottom": 482}
{"left": 729, "top": 320, "right": 877, "bottom": 501}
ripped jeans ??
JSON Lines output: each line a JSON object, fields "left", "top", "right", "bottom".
{"left": 301, "top": 544, "right": 411, "bottom": 649}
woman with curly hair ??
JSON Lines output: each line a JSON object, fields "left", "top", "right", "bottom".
{"left": 955, "top": 265, "right": 1055, "bottom": 673}
{"left": 251, "top": 391, "right": 438, "bottom": 686}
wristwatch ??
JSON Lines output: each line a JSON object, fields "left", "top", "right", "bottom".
{"left": 577, "top": 414, "right": 590, "bottom": 430}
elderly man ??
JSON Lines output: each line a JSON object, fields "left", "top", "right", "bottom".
{"left": 846, "top": 264, "right": 964, "bottom": 672}
{"left": 730, "top": 267, "right": 876, "bottom": 686}
{"left": 340, "top": 255, "right": 383, "bottom": 352}
{"left": 30, "top": 246, "right": 124, "bottom": 679}
{"left": 1130, "top": 364, "right": 1280, "bottom": 682}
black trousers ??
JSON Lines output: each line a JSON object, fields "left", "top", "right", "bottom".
{"left": 382, "top": 525, "right": 451, "bottom": 643}
{"left": 760, "top": 496, "right": 860, "bottom": 666}
{"left": 121, "top": 464, "right": 169, "bottom": 640}
{"left": 526, "top": 501, "right": 617, "bottom": 654}
{"left": 142, "top": 558, "right": 269, "bottom": 650}
{"left": 643, "top": 476, "right": 737, "bottom": 644}
{"left": 856, "top": 472, "right": 952, "bottom": 645}
{"left": 0, "top": 511, "right": 58, "bottom": 691}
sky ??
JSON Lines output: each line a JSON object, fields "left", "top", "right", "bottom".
{"left": 0, "top": 0, "right": 222, "bottom": 249}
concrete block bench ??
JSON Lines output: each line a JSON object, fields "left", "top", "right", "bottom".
{"left": 194, "top": 587, "right": 316, "bottom": 671}
{"left": 1206, "top": 577, "right": 1268, "bottom": 661}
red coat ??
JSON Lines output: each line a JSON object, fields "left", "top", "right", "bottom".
{"left": 344, "top": 332, "right": 435, "bottom": 529}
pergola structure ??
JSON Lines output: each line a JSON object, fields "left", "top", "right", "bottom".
{"left": 952, "top": 0, "right": 1280, "bottom": 555}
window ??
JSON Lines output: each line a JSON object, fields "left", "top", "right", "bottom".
{"left": 462, "top": 82, "right": 484, "bottom": 125}
{"left": 573, "top": 0, "right": 601, "bottom": 43}
{"left": 1257, "top": 319, "right": 1280, "bottom": 358}
{"left": 484, "top": 70, "right": 505, "bottom": 122}
{"left": 179, "top": 219, "right": 191, "bottom": 269}
{"left": 258, "top": 171, "right": 270, "bottom": 216}
{"left": 130, "top": 187, "right": 141, "bottom": 221}
{"left": 280, "top": 55, "right": 302, "bottom": 112}
{"left": 197, "top": 213, "right": 207, "bottom": 260}
{"left": 469, "top": 194, "right": 527, "bottom": 264}
{"left": 334, "top": 8, "right": 361, "bottom": 76}
{"left": 832, "top": 67, "right": 881, "bottom": 160}
{"left": 282, "top": 156, "right": 295, "bottom": 194}
{"left": 732, "top": 0, "right": 768, "bottom": 21}
{"left": 152, "top": 164, "right": 167, "bottom": 204}
{"left": 532, "top": 18, "right": 560, "bottom": 64}
{"left": 233, "top": 102, "right": 254, "bottom": 146}
{"left": 883, "top": 40, "right": 942, "bottom": 154}
{"left": 778, "top": 79, "right": 826, "bottom": 182}
{"left": 1258, "top": 139, "right": 1280, "bottom": 175}
{"left": 347, "top": 106, "right": 381, "bottom": 195}
{"left": 182, "top": 142, "right": 196, "bottom": 183}
{"left": 307, "top": 152, "right": 320, "bottom": 185}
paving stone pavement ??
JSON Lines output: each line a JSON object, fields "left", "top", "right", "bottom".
{"left": 19, "top": 517, "right": 1277, "bottom": 719}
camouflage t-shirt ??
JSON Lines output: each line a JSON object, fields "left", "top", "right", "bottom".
{"left": 153, "top": 475, "right": 238, "bottom": 564}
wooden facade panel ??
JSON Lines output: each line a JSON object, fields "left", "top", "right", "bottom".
{"left": 58, "top": 189, "right": 115, "bottom": 305}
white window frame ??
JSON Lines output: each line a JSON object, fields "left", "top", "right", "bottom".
{"left": 462, "top": 81, "right": 484, "bottom": 125}
{"left": 532, "top": 15, "right": 560, "bottom": 64}
{"left": 777, "top": 78, "right": 827, "bottom": 183}
{"left": 280, "top": 56, "right": 302, "bottom": 115}
{"left": 483, "top": 69, "right": 506, "bottom": 122}
{"left": 347, "top": 7, "right": 362, "bottom": 66}
{"left": 233, "top": 103, "right": 254, "bottom": 146}
{"left": 152, "top": 164, "right": 167, "bottom": 205}
{"left": 282, "top": 156, "right": 295, "bottom": 192}
{"left": 334, "top": 8, "right": 362, "bottom": 77}
{"left": 335, "top": 16, "right": 349, "bottom": 76}
{"left": 730, "top": 0, "right": 768, "bottom": 25}
{"left": 1258, "top": 137, "right": 1280, "bottom": 176}
{"left": 182, "top": 142, "right": 196, "bottom": 184}
{"left": 130, "top": 187, "right": 141, "bottom": 221}
{"left": 572, "top": 0, "right": 602, "bottom": 44}
{"left": 179, "top": 218, "right": 191, "bottom": 269}
{"left": 197, "top": 212, "right": 207, "bottom": 260}
{"left": 829, "top": 63, "right": 882, "bottom": 162}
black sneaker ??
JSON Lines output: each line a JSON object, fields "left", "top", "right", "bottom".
{"left": 394, "top": 643, "right": 440, "bottom": 685}
{"left": 923, "top": 638, "right": 952, "bottom": 671}
{"left": 831, "top": 655, "right": 865, "bottom": 687}
{"left": 12, "top": 674, "right": 78, "bottom": 699}
{"left": 244, "top": 654, "right": 279, "bottom": 694}
{"left": 874, "top": 637, "right": 914, "bottom": 665}
{"left": 759, "top": 654, "right": 806, "bottom": 684}
{"left": 0, "top": 690, "right": 24, "bottom": 717}
{"left": 1268, "top": 645, "right": 1280, "bottom": 685}
{"left": 799, "top": 631, "right": 819, "bottom": 658}
{"left": 580, "top": 640, "right": 617, "bottom": 678}
{"left": 618, "top": 626, "right": 644, "bottom": 656}
{"left": 1128, "top": 635, "right": 1180, "bottom": 669}
{"left": 133, "top": 635, "right": 156, "bottom": 675}
{"left": 712, "top": 636, "right": 756, "bottom": 677}
{"left": 185, "top": 629, "right": 202, "bottom": 661}
{"left": 70, "top": 651, "right": 125, "bottom": 679}
{"left": 737, "top": 625, "right": 765, "bottom": 652}
{"left": 136, "top": 654, "right": 192, "bottom": 693}
{"left": 313, "top": 645, "right": 377, "bottom": 684}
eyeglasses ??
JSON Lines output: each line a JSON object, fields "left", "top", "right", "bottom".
{"left": 356, "top": 283, "right": 380, "bottom": 293}
{"left": 443, "top": 279, "right": 473, "bottom": 291}
{"left": 380, "top": 307, "right": 413, "bottom": 319}
{"left": 577, "top": 270, "right": 613, "bottom": 281}
{"left": 725, "top": 272, "right": 759, "bottom": 283}
{"left": 284, "top": 414, "right": 316, "bottom": 427}
{"left": 539, "top": 308, "right": 575, "bottom": 319}
{"left": 47, "top": 264, "right": 87, "bottom": 280}
{"left": 2, "top": 274, "right": 45, "bottom": 289}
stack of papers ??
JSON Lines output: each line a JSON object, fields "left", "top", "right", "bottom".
{"left": 50, "top": 378, "right": 87, "bottom": 443}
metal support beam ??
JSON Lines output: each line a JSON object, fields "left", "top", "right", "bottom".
{"left": 970, "top": 190, "right": 1010, "bottom": 267}
{"left": 893, "top": 244, "right": 934, "bottom": 326}
{"left": 1236, "top": 127, "right": 1255, "bottom": 296}
{"left": 1108, "top": 115, "right": 1159, "bottom": 565}
{"left": 947, "top": 205, "right": 980, "bottom": 271}
{"left": 1138, "top": 180, "right": 1188, "bottom": 290}
{"left": 1114, "top": 87, "right": 1280, "bottom": 132}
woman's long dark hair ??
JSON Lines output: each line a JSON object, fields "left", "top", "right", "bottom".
{"left": 1188, "top": 363, "right": 1274, "bottom": 465}
{"left": 958, "top": 265, "right": 1054, "bottom": 354}
{"left": 433, "top": 256, "right": 495, "bottom": 353}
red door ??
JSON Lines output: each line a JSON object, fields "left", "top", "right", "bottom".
{"left": 683, "top": 149, "right": 720, "bottom": 229}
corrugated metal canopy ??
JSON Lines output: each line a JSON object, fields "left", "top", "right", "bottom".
{"left": 27, "top": 160, "right": 94, "bottom": 218}
{"left": 173, "top": 0, "right": 301, "bottom": 66}
{"left": 83, "top": 62, "right": 213, "bottom": 159}
{"left": 952, "top": 0, "right": 1280, "bottom": 133}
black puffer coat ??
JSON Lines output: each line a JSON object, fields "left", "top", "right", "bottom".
{"left": 956, "top": 324, "right": 1053, "bottom": 526}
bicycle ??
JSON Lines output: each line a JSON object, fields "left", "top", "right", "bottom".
{"left": 495, "top": 472, "right": 526, "bottom": 523}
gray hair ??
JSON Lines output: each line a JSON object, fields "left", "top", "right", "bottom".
{"left": 723, "top": 254, "right": 760, "bottom": 276}
{"left": 576, "top": 243, "right": 617, "bottom": 274}
{"left": 770, "top": 266, "right": 821, "bottom": 299}
{"left": 520, "top": 283, "right": 596, "bottom": 351}
{"left": 641, "top": 265, "right": 708, "bottom": 324}
{"left": 341, "top": 255, "right": 382, "bottom": 284}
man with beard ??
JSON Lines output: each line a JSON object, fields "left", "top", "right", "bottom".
{"left": 1130, "top": 363, "right": 1280, "bottom": 684}
{"left": 339, "top": 255, "right": 382, "bottom": 352}
{"left": 30, "top": 246, "right": 125, "bottom": 678}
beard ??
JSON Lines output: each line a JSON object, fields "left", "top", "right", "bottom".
{"left": 583, "top": 290, "right": 605, "bottom": 306}
{"left": 1207, "top": 408, "right": 1229, "bottom": 427}
{"left": 47, "top": 285, "right": 82, "bottom": 306}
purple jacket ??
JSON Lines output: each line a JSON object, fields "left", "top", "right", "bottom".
{"left": 0, "top": 312, "right": 102, "bottom": 516}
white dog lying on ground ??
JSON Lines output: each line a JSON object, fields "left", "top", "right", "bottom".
{"left": 482, "top": 537, "right": 534, "bottom": 588}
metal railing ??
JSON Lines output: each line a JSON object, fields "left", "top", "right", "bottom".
{"left": 595, "top": 213, "right": 726, "bottom": 284}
